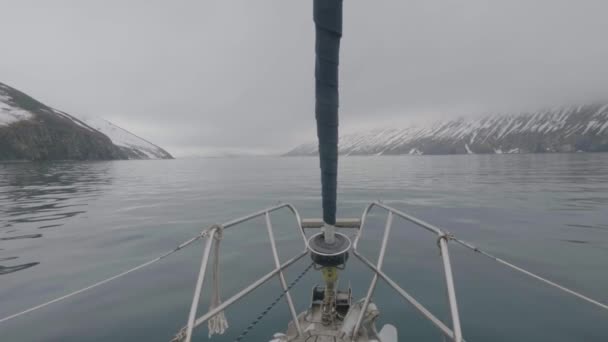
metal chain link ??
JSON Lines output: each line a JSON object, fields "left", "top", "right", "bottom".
{"left": 233, "top": 262, "right": 314, "bottom": 342}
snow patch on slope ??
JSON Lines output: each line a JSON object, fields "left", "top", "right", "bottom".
{"left": 287, "top": 104, "right": 608, "bottom": 156}
{"left": 76, "top": 115, "right": 170, "bottom": 159}
{"left": 0, "top": 93, "right": 34, "bottom": 126}
{"left": 409, "top": 148, "right": 423, "bottom": 155}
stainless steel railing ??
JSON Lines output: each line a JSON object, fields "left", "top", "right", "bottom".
{"left": 182, "top": 201, "right": 465, "bottom": 342}
{"left": 352, "top": 202, "right": 463, "bottom": 342}
{"left": 182, "top": 203, "right": 308, "bottom": 342}
{"left": 181, "top": 201, "right": 608, "bottom": 342}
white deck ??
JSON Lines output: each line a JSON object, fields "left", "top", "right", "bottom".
{"left": 272, "top": 300, "right": 397, "bottom": 342}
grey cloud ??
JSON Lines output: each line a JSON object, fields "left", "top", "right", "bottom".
{"left": 1, "top": 0, "right": 607, "bottom": 156}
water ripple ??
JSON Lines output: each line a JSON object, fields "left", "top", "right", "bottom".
{"left": 0, "top": 161, "right": 112, "bottom": 274}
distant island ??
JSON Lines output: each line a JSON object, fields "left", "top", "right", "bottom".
{"left": 0, "top": 82, "right": 172, "bottom": 161}
{"left": 286, "top": 104, "right": 608, "bottom": 156}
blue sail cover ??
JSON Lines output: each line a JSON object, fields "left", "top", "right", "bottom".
{"left": 314, "top": 0, "right": 342, "bottom": 225}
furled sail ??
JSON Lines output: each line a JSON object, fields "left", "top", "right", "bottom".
{"left": 314, "top": 0, "right": 342, "bottom": 225}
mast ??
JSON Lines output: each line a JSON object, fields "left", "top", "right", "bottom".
{"left": 314, "top": 0, "right": 342, "bottom": 228}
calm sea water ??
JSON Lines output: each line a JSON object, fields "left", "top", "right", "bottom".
{"left": 1, "top": 154, "right": 607, "bottom": 341}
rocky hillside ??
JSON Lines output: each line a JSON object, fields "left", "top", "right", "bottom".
{"left": 0, "top": 82, "right": 172, "bottom": 161}
{"left": 77, "top": 115, "right": 172, "bottom": 159}
{"left": 287, "top": 105, "right": 608, "bottom": 156}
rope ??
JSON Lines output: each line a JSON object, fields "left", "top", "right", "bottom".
{"left": 0, "top": 233, "right": 205, "bottom": 325}
{"left": 451, "top": 237, "right": 608, "bottom": 311}
{"left": 208, "top": 227, "right": 228, "bottom": 338}
{"left": 233, "top": 262, "right": 314, "bottom": 342}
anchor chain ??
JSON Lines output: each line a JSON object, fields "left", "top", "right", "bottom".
{"left": 233, "top": 262, "right": 314, "bottom": 342}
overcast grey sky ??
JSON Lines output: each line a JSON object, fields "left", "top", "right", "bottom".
{"left": 1, "top": 0, "right": 607, "bottom": 156}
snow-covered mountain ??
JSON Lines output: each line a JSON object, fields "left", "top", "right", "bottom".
{"left": 76, "top": 115, "right": 172, "bottom": 159}
{"left": 0, "top": 82, "right": 172, "bottom": 160}
{"left": 287, "top": 105, "right": 608, "bottom": 156}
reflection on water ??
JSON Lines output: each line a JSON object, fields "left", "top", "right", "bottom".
{"left": 0, "top": 155, "right": 607, "bottom": 342}
{"left": 0, "top": 234, "right": 42, "bottom": 240}
{"left": 0, "top": 262, "right": 40, "bottom": 275}
{"left": 566, "top": 223, "right": 608, "bottom": 231}
{"left": 37, "top": 224, "right": 62, "bottom": 229}
{"left": 0, "top": 162, "right": 112, "bottom": 274}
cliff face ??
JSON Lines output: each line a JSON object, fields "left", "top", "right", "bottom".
{"left": 0, "top": 82, "right": 172, "bottom": 161}
{"left": 0, "top": 119, "right": 124, "bottom": 161}
{"left": 287, "top": 104, "right": 608, "bottom": 156}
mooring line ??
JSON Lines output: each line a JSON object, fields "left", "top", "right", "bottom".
{"left": 0, "top": 233, "right": 205, "bottom": 324}
{"left": 451, "top": 237, "right": 608, "bottom": 311}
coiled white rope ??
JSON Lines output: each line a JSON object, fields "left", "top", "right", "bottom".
{"left": 207, "top": 227, "right": 228, "bottom": 338}
{"left": 0, "top": 233, "right": 204, "bottom": 324}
